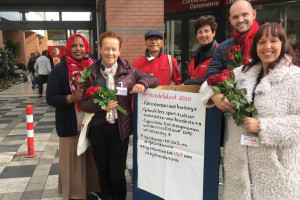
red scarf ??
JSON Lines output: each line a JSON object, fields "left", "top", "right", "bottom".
{"left": 233, "top": 20, "right": 259, "bottom": 64}
{"left": 66, "top": 34, "right": 94, "bottom": 111}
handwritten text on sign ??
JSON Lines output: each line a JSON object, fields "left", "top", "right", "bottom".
{"left": 137, "top": 89, "right": 206, "bottom": 200}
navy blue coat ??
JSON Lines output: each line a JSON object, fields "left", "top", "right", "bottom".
{"left": 205, "top": 37, "right": 237, "bottom": 79}
{"left": 46, "top": 61, "right": 78, "bottom": 137}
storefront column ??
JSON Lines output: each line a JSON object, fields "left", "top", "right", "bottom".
{"left": 106, "top": 0, "right": 164, "bottom": 63}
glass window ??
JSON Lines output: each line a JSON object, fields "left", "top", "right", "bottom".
{"left": 189, "top": 18, "right": 201, "bottom": 61}
{"left": 0, "top": 12, "right": 22, "bottom": 21}
{"left": 26, "top": 12, "right": 59, "bottom": 21}
{"left": 165, "top": 20, "right": 182, "bottom": 73}
{"left": 62, "top": 12, "right": 91, "bottom": 21}
{"left": 287, "top": 4, "right": 300, "bottom": 54}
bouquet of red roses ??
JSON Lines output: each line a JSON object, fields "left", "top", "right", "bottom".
{"left": 207, "top": 45, "right": 256, "bottom": 126}
{"left": 85, "top": 86, "right": 127, "bottom": 115}
{"left": 76, "top": 67, "right": 92, "bottom": 88}
{"left": 226, "top": 45, "right": 243, "bottom": 69}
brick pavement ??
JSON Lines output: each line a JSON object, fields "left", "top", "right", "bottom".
{"left": 0, "top": 95, "right": 133, "bottom": 200}
{"left": 0, "top": 82, "right": 224, "bottom": 200}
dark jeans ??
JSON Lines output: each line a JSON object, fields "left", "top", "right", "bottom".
{"left": 38, "top": 75, "right": 49, "bottom": 95}
{"left": 88, "top": 122, "right": 129, "bottom": 200}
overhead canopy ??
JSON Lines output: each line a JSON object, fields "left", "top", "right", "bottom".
{"left": 0, "top": 0, "right": 97, "bottom": 12}
{"left": 0, "top": 0, "right": 101, "bottom": 30}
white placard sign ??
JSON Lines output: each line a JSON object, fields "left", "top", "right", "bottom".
{"left": 137, "top": 88, "right": 206, "bottom": 200}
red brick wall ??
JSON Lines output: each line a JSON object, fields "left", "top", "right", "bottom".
{"left": 25, "top": 32, "right": 39, "bottom": 67}
{"left": 3, "top": 30, "right": 26, "bottom": 64}
{"left": 106, "top": 0, "right": 164, "bottom": 64}
{"left": 0, "top": 31, "right": 4, "bottom": 49}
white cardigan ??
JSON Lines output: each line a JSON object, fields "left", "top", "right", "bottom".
{"left": 200, "top": 55, "right": 300, "bottom": 200}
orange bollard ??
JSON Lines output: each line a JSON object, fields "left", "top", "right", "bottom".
{"left": 25, "top": 105, "right": 38, "bottom": 158}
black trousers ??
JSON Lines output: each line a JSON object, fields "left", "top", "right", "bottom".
{"left": 38, "top": 75, "right": 49, "bottom": 95}
{"left": 88, "top": 122, "right": 129, "bottom": 200}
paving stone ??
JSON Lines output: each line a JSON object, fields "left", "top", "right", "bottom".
{"left": 0, "top": 119, "right": 11, "bottom": 124}
{"left": 41, "top": 189, "right": 61, "bottom": 199}
{"left": 0, "top": 124, "right": 8, "bottom": 128}
{"left": 0, "top": 144, "right": 21, "bottom": 153}
{"left": 7, "top": 129, "right": 27, "bottom": 135}
{"left": 2, "top": 192, "right": 23, "bottom": 200}
{"left": 34, "top": 128, "right": 54, "bottom": 134}
{"left": 0, "top": 165, "right": 36, "bottom": 179}
{"left": 33, "top": 169, "right": 50, "bottom": 176}
{"left": 23, "top": 159, "right": 39, "bottom": 166}
{"left": 38, "top": 159, "right": 53, "bottom": 165}
{"left": 44, "top": 175, "right": 58, "bottom": 190}
{"left": 26, "top": 182, "right": 46, "bottom": 191}
{"left": 21, "top": 190, "right": 43, "bottom": 199}
{"left": 55, "top": 150, "right": 59, "bottom": 158}
{"left": 0, "top": 177, "right": 30, "bottom": 193}
{"left": 36, "top": 121, "right": 55, "bottom": 126}
{"left": 3, "top": 134, "right": 27, "bottom": 141}
{"left": 0, "top": 109, "right": 11, "bottom": 112}
{"left": 0, "top": 154, "right": 13, "bottom": 163}
{"left": 49, "top": 163, "right": 58, "bottom": 175}
{"left": 30, "top": 175, "right": 48, "bottom": 184}
{"left": 2, "top": 115, "right": 19, "bottom": 118}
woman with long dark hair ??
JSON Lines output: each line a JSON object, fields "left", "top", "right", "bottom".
{"left": 200, "top": 22, "right": 300, "bottom": 199}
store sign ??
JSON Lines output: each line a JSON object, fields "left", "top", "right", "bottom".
{"left": 165, "top": 0, "right": 221, "bottom": 14}
{"left": 224, "top": 0, "right": 271, "bottom": 6}
{"left": 47, "top": 30, "right": 66, "bottom": 40}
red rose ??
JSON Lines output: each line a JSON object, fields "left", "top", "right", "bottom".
{"left": 74, "top": 73, "right": 81, "bottom": 87}
{"left": 218, "top": 73, "right": 228, "bottom": 83}
{"left": 227, "top": 54, "right": 234, "bottom": 61}
{"left": 207, "top": 76, "right": 214, "bottom": 85}
{"left": 221, "top": 69, "right": 230, "bottom": 76}
{"left": 231, "top": 45, "right": 241, "bottom": 53}
{"left": 207, "top": 73, "right": 227, "bottom": 85}
{"left": 86, "top": 86, "right": 100, "bottom": 100}
{"left": 221, "top": 69, "right": 235, "bottom": 79}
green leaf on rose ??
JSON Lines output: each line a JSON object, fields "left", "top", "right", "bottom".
{"left": 212, "top": 86, "right": 221, "bottom": 94}
{"left": 227, "top": 64, "right": 235, "bottom": 71}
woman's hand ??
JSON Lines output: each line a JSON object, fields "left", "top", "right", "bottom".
{"left": 69, "top": 88, "right": 84, "bottom": 103}
{"left": 211, "top": 94, "right": 234, "bottom": 111}
{"left": 243, "top": 117, "right": 260, "bottom": 134}
{"left": 130, "top": 84, "right": 145, "bottom": 94}
{"left": 105, "top": 100, "right": 118, "bottom": 112}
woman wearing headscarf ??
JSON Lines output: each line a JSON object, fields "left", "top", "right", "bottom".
{"left": 46, "top": 34, "right": 100, "bottom": 200}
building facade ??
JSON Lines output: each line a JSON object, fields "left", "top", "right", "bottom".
{"left": 0, "top": 0, "right": 299, "bottom": 82}
{"left": 163, "top": 0, "right": 300, "bottom": 80}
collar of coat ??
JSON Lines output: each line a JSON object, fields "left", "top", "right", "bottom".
{"left": 91, "top": 57, "right": 131, "bottom": 80}
{"left": 236, "top": 54, "right": 294, "bottom": 103}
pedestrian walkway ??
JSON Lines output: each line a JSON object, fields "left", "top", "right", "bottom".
{"left": 0, "top": 82, "right": 133, "bottom": 200}
{"left": 0, "top": 81, "right": 223, "bottom": 200}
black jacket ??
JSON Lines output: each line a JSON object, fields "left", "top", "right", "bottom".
{"left": 46, "top": 61, "right": 77, "bottom": 137}
{"left": 186, "top": 37, "right": 236, "bottom": 85}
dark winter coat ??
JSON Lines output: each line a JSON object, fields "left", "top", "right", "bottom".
{"left": 78, "top": 57, "right": 159, "bottom": 140}
{"left": 189, "top": 37, "right": 237, "bottom": 85}
{"left": 46, "top": 61, "right": 78, "bottom": 137}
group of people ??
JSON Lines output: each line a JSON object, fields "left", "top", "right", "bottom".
{"left": 198, "top": 0, "right": 300, "bottom": 200}
{"left": 44, "top": 0, "right": 300, "bottom": 199}
{"left": 27, "top": 50, "right": 54, "bottom": 97}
